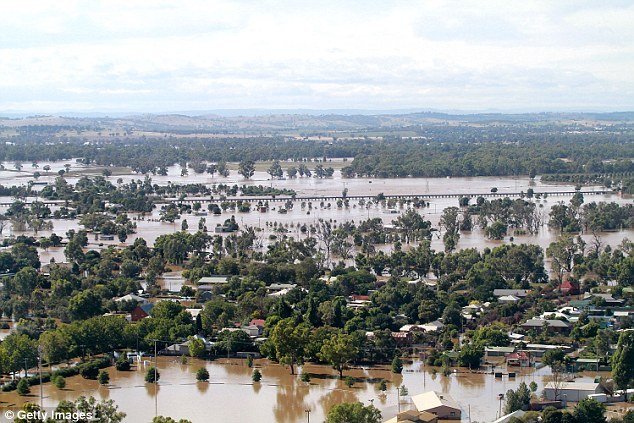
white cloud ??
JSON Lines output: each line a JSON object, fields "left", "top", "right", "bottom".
{"left": 0, "top": 0, "right": 632, "bottom": 112}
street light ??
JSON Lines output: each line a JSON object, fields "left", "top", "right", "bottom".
{"left": 498, "top": 393, "right": 504, "bottom": 418}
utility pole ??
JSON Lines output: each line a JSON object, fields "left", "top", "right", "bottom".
{"left": 305, "top": 408, "right": 311, "bottom": 423}
{"left": 38, "top": 345, "right": 43, "bottom": 409}
{"left": 154, "top": 339, "right": 158, "bottom": 418}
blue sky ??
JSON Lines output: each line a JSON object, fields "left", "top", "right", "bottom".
{"left": 1, "top": 0, "right": 633, "bottom": 113}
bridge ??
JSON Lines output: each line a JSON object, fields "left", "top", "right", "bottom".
{"left": 158, "top": 189, "right": 613, "bottom": 205}
{"left": 0, "top": 190, "right": 613, "bottom": 208}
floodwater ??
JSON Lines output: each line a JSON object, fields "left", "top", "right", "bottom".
{"left": 1, "top": 357, "right": 555, "bottom": 423}
{"left": 0, "top": 161, "right": 632, "bottom": 421}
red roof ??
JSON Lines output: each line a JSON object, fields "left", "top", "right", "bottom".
{"left": 507, "top": 351, "right": 530, "bottom": 360}
{"left": 250, "top": 319, "right": 266, "bottom": 328}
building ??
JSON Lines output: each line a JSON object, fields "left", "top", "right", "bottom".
{"left": 484, "top": 346, "right": 516, "bottom": 359}
{"left": 506, "top": 351, "right": 534, "bottom": 367}
{"left": 493, "top": 289, "right": 529, "bottom": 298}
{"left": 411, "top": 391, "right": 461, "bottom": 420}
{"left": 115, "top": 293, "right": 149, "bottom": 305}
{"left": 130, "top": 303, "right": 154, "bottom": 322}
{"left": 543, "top": 381, "right": 604, "bottom": 402}
{"left": 521, "top": 318, "right": 570, "bottom": 334}
{"left": 384, "top": 409, "right": 438, "bottom": 423}
{"left": 493, "top": 410, "right": 526, "bottom": 423}
{"left": 197, "top": 276, "right": 230, "bottom": 286}
{"left": 498, "top": 295, "right": 520, "bottom": 304}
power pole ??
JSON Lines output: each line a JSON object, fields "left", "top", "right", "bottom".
{"left": 305, "top": 408, "right": 311, "bottom": 423}
{"left": 38, "top": 346, "right": 43, "bottom": 409}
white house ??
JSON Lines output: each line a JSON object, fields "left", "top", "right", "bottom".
{"left": 543, "top": 381, "right": 604, "bottom": 402}
{"left": 411, "top": 391, "right": 461, "bottom": 420}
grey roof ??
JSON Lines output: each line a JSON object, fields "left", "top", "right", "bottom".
{"left": 493, "top": 289, "right": 529, "bottom": 297}
{"left": 522, "top": 318, "right": 569, "bottom": 328}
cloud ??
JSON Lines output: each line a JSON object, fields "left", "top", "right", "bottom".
{"left": 0, "top": 0, "right": 632, "bottom": 112}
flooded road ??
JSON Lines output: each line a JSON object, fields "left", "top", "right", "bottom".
{"left": 1, "top": 357, "right": 555, "bottom": 423}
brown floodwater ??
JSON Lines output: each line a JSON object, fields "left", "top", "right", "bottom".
{"left": 1, "top": 357, "right": 558, "bottom": 423}
{"left": 1, "top": 163, "right": 632, "bottom": 421}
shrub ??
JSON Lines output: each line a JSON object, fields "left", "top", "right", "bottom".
{"left": 54, "top": 376, "right": 66, "bottom": 389}
{"left": 17, "top": 379, "right": 30, "bottom": 395}
{"left": 115, "top": 357, "right": 131, "bottom": 371}
{"left": 196, "top": 368, "right": 209, "bottom": 382}
{"left": 98, "top": 370, "right": 110, "bottom": 385}
{"left": 252, "top": 369, "right": 262, "bottom": 382}
{"left": 79, "top": 362, "right": 100, "bottom": 379}
{"left": 145, "top": 367, "right": 160, "bottom": 383}
{"left": 300, "top": 373, "right": 311, "bottom": 383}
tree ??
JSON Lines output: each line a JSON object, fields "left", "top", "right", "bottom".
{"left": 325, "top": 402, "right": 381, "bottom": 423}
{"left": 391, "top": 356, "right": 403, "bottom": 374}
{"left": 319, "top": 331, "right": 359, "bottom": 378}
{"left": 145, "top": 366, "right": 160, "bottom": 383}
{"left": 612, "top": 331, "right": 634, "bottom": 390}
{"left": 267, "top": 160, "right": 283, "bottom": 178}
{"left": 152, "top": 418, "right": 193, "bottom": 423}
{"left": 40, "top": 330, "right": 70, "bottom": 365}
{"left": 269, "top": 318, "right": 310, "bottom": 375}
{"left": 504, "top": 382, "right": 531, "bottom": 414}
{"left": 573, "top": 398, "right": 607, "bottom": 423}
{"left": 238, "top": 160, "right": 255, "bottom": 179}
{"left": 458, "top": 344, "right": 483, "bottom": 368}
{"left": 55, "top": 396, "right": 126, "bottom": 423}
{"left": 188, "top": 337, "right": 206, "bottom": 358}
{"left": 252, "top": 369, "right": 262, "bottom": 382}
{"left": 196, "top": 367, "right": 209, "bottom": 382}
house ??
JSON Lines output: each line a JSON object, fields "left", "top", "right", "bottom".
{"left": 583, "top": 293, "right": 624, "bottom": 307}
{"left": 493, "top": 410, "right": 526, "bottom": 423}
{"left": 392, "top": 331, "right": 413, "bottom": 345}
{"left": 384, "top": 409, "right": 438, "bottom": 423}
{"left": 498, "top": 295, "right": 520, "bottom": 304}
{"left": 400, "top": 324, "right": 428, "bottom": 333}
{"left": 485, "top": 346, "right": 515, "bottom": 359}
{"left": 197, "top": 276, "right": 230, "bottom": 286}
{"left": 411, "top": 391, "right": 461, "bottom": 420}
{"left": 521, "top": 318, "right": 570, "bottom": 334}
{"left": 506, "top": 351, "right": 534, "bottom": 367}
{"left": 115, "top": 293, "right": 149, "bottom": 305}
{"left": 544, "top": 381, "right": 604, "bottom": 402}
{"left": 130, "top": 303, "right": 154, "bottom": 322}
{"left": 420, "top": 320, "right": 445, "bottom": 332}
{"left": 493, "top": 289, "right": 529, "bottom": 298}
{"left": 560, "top": 278, "right": 580, "bottom": 295}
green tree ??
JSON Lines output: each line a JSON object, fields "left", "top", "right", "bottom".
{"left": 252, "top": 369, "right": 262, "bottom": 382}
{"left": 391, "top": 356, "right": 403, "bottom": 374}
{"left": 573, "top": 398, "right": 607, "bottom": 423}
{"left": 55, "top": 396, "right": 126, "bottom": 423}
{"left": 152, "top": 418, "right": 193, "bottom": 423}
{"left": 238, "top": 160, "right": 255, "bottom": 179}
{"left": 504, "top": 382, "right": 531, "bottom": 414}
{"left": 325, "top": 402, "right": 381, "bottom": 423}
{"left": 188, "top": 337, "right": 206, "bottom": 358}
{"left": 612, "top": 331, "right": 634, "bottom": 390}
{"left": 319, "top": 331, "right": 360, "bottom": 378}
{"left": 269, "top": 318, "right": 310, "bottom": 375}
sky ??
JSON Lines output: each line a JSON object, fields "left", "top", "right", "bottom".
{"left": 1, "top": 0, "right": 633, "bottom": 114}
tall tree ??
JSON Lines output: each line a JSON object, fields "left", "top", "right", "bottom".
{"left": 269, "top": 318, "right": 310, "bottom": 375}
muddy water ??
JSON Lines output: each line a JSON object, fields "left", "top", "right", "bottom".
{"left": 1, "top": 357, "right": 555, "bottom": 423}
